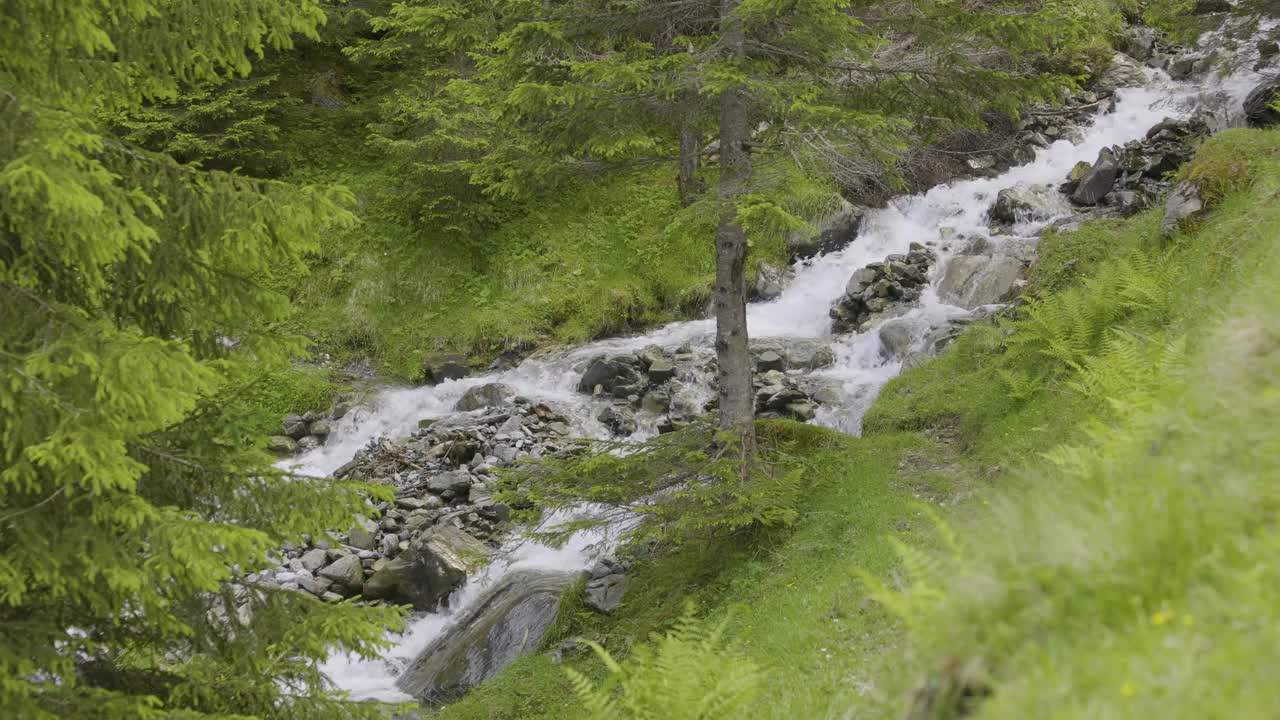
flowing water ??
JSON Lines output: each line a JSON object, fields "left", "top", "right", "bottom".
{"left": 285, "top": 32, "right": 1274, "bottom": 703}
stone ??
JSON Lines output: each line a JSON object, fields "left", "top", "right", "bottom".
{"left": 756, "top": 350, "right": 785, "bottom": 373}
{"left": 397, "top": 496, "right": 430, "bottom": 511}
{"left": 753, "top": 260, "right": 791, "bottom": 301}
{"left": 454, "top": 383, "right": 515, "bottom": 411}
{"left": 844, "top": 267, "right": 879, "bottom": 296}
{"left": 317, "top": 555, "right": 364, "bottom": 592}
{"left": 785, "top": 401, "right": 818, "bottom": 421}
{"left": 787, "top": 202, "right": 865, "bottom": 259}
{"left": 296, "top": 435, "right": 321, "bottom": 452}
{"left": 597, "top": 405, "right": 637, "bottom": 436}
{"left": 421, "top": 354, "right": 470, "bottom": 385}
{"left": 308, "top": 418, "right": 332, "bottom": 438}
{"left": 297, "top": 573, "right": 331, "bottom": 597}
{"left": 299, "top": 548, "right": 329, "bottom": 573}
{"left": 281, "top": 414, "right": 309, "bottom": 439}
{"left": 1095, "top": 52, "right": 1147, "bottom": 94}
{"left": 989, "top": 184, "right": 1061, "bottom": 226}
{"left": 646, "top": 358, "right": 676, "bottom": 384}
{"left": 1259, "top": 40, "right": 1280, "bottom": 59}
{"left": 584, "top": 573, "right": 630, "bottom": 614}
{"left": 830, "top": 245, "right": 935, "bottom": 334}
{"left": 577, "top": 355, "right": 646, "bottom": 396}
{"left": 1160, "top": 181, "right": 1205, "bottom": 237}
{"left": 428, "top": 470, "right": 475, "bottom": 495}
{"left": 1244, "top": 78, "right": 1280, "bottom": 128}
{"left": 938, "top": 255, "right": 1026, "bottom": 309}
{"left": 1121, "top": 26, "right": 1158, "bottom": 62}
{"left": 267, "top": 435, "right": 297, "bottom": 455}
{"left": 878, "top": 317, "right": 922, "bottom": 359}
{"left": 496, "top": 415, "right": 523, "bottom": 435}
{"left": 381, "top": 533, "right": 400, "bottom": 557}
{"left": 362, "top": 526, "right": 491, "bottom": 610}
{"left": 1070, "top": 147, "right": 1119, "bottom": 206}
{"left": 641, "top": 391, "right": 671, "bottom": 415}
{"left": 346, "top": 516, "right": 378, "bottom": 551}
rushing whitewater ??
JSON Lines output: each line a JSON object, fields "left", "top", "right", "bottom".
{"left": 289, "top": 33, "right": 1273, "bottom": 702}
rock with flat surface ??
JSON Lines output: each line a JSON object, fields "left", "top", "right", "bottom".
{"left": 454, "top": 383, "right": 515, "bottom": 411}
{"left": 318, "top": 555, "right": 364, "bottom": 592}
{"left": 1244, "top": 78, "right": 1280, "bottom": 128}
{"left": 1071, "top": 148, "right": 1119, "bottom": 205}
{"left": 938, "top": 255, "right": 1025, "bottom": 309}
{"left": 1095, "top": 52, "right": 1148, "bottom": 94}
{"left": 362, "top": 526, "right": 491, "bottom": 610}
{"left": 1161, "top": 181, "right": 1205, "bottom": 237}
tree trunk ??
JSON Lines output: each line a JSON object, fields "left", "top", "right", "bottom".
{"left": 713, "top": 0, "right": 756, "bottom": 459}
{"left": 677, "top": 118, "right": 702, "bottom": 207}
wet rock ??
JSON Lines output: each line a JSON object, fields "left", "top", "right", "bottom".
{"left": 785, "top": 340, "right": 835, "bottom": 370}
{"left": 1094, "top": 52, "right": 1148, "bottom": 94}
{"left": 830, "top": 244, "right": 935, "bottom": 334}
{"left": 296, "top": 435, "right": 321, "bottom": 453}
{"left": 346, "top": 516, "right": 378, "bottom": 551}
{"left": 362, "top": 526, "right": 490, "bottom": 610}
{"left": 455, "top": 383, "right": 515, "bottom": 411}
{"left": 267, "top": 435, "right": 297, "bottom": 455}
{"left": 422, "top": 354, "right": 470, "bottom": 384}
{"left": 787, "top": 203, "right": 865, "bottom": 259}
{"left": 756, "top": 350, "right": 785, "bottom": 373}
{"left": 646, "top": 358, "right": 676, "bottom": 384}
{"left": 1160, "top": 181, "right": 1205, "bottom": 237}
{"left": 753, "top": 261, "right": 791, "bottom": 301}
{"left": 397, "top": 569, "right": 578, "bottom": 700}
{"left": 938, "top": 255, "right": 1026, "bottom": 309}
{"left": 318, "top": 554, "right": 364, "bottom": 593}
{"left": 1244, "top": 78, "right": 1280, "bottom": 128}
{"left": 584, "top": 571, "right": 629, "bottom": 614}
{"left": 1259, "top": 39, "right": 1280, "bottom": 60}
{"left": 598, "top": 405, "right": 638, "bottom": 436}
{"left": 641, "top": 390, "right": 671, "bottom": 415}
{"left": 879, "top": 317, "right": 925, "bottom": 359}
{"left": 308, "top": 418, "right": 332, "bottom": 438}
{"left": 281, "top": 414, "right": 310, "bottom": 439}
{"left": 1121, "top": 26, "right": 1159, "bottom": 62}
{"left": 1070, "top": 147, "right": 1119, "bottom": 205}
{"left": 989, "top": 184, "right": 1061, "bottom": 226}
{"left": 577, "top": 355, "right": 646, "bottom": 397}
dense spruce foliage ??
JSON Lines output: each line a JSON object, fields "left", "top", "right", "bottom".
{"left": 0, "top": 2, "right": 405, "bottom": 718}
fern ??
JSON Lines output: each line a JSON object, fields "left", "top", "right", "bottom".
{"left": 567, "top": 609, "right": 763, "bottom": 720}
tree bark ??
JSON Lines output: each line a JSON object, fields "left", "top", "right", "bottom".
{"left": 677, "top": 117, "right": 702, "bottom": 207}
{"left": 713, "top": 0, "right": 756, "bottom": 459}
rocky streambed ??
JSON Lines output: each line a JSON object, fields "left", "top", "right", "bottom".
{"left": 252, "top": 18, "right": 1280, "bottom": 705}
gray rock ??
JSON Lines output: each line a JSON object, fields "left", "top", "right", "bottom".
{"left": 363, "top": 526, "right": 491, "bottom": 610}
{"left": 753, "top": 261, "right": 791, "bottom": 301}
{"left": 756, "top": 350, "right": 785, "bottom": 372}
{"left": 1095, "top": 52, "right": 1147, "bottom": 94}
{"left": 300, "top": 548, "right": 329, "bottom": 573}
{"left": 422, "top": 355, "right": 470, "bottom": 384}
{"left": 496, "top": 415, "right": 523, "bottom": 435}
{"left": 347, "top": 516, "right": 378, "bottom": 551}
{"left": 428, "top": 470, "right": 475, "bottom": 495}
{"left": 646, "top": 358, "right": 676, "bottom": 384}
{"left": 1071, "top": 147, "right": 1119, "bottom": 205}
{"left": 1244, "top": 78, "right": 1280, "bottom": 128}
{"left": 597, "top": 405, "right": 637, "bottom": 436}
{"left": 267, "top": 435, "right": 297, "bottom": 455}
{"left": 318, "top": 555, "right": 364, "bottom": 592}
{"left": 296, "top": 436, "right": 321, "bottom": 452}
{"left": 938, "top": 255, "right": 1025, "bottom": 309}
{"left": 297, "top": 573, "right": 332, "bottom": 597}
{"left": 281, "top": 414, "right": 309, "bottom": 439}
{"left": 454, "top": 383, "right": 515, "bottom": 412}
{"left": 308, "top": 418, "right": 332, "bottom": 438}
{"left": 1160, "top": 181, "right": 1205, "bottom": 237}
{"left": 1122, "top": 26, "right": 1158, "bottom": 62}
{"left": 381, "top": 533, "right": 400, "bottom": 557}
{"left": 641, "top": 391, "right": 671, "bottom": 415}
{"left": 584, "top": 573, "right": 630, "bottom": 614}
{"left": 989, "top": 184, "right": 1060, "bottom": 226}
{"left": 787, "top": 203, "right": 865, "bottom": 259}
{"left": 830, "top": 244, "right": 935, "bottom": 334}
{"left": 878, "top": 317, "right": 923, "bottom": 359}
{"left": 785, "top": 401, "right": 818, "bottom": 421}
{"left": 1259, "top": 39, "right": 1280, "bottom": 59}
{"left": 578, "top": 355, "right": 646, "bottom": 397}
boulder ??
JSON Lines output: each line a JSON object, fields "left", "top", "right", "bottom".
{"left": 787, "top": 203, "right": 865, "bottom": 259}
{"left": 989, "top": 184, "right": 1061, "bottom": 226}
{"left": 938, "top": 255, "right": 1025, "bottom": 309}
{"left": 421, "top": 354, "right": 470, "bottom": 385}
{"left": 454, "top": 383, "right": 515, "bottom": 411}
{"left": 362, "top": 526, "right": 490, "bottom": 610}
{"left": 641, "top": 391, "right": 671, "bottom": 415}
{"left": 577, "top": 355, "right": 646, "bottom": 397}
{"left": 597, "top": 405, "right": 638, "bottom": 436}
{"left": 1070, "top": 147, "right": 1119, "bottom": 205}
{"left": 1160, "top": 181, "right": 1205, "bottom": 237}
{"left": 267, "top": 435, "right": 297, "bottom": 455}
{"left": 646, "top": 358, "right": 676, "bottom": 384}
{"left": 584, "top": 572, "right": 630, "bottom": 614}
{"left": 427, "top": 469, "right": 475, "bottom": 495}
{"left": 878, "top": 317, "right": 923, "bottom": 359}
{"left": 308, "top": 418, "right": 332, "bottom": 438}
{"left": 299, "top": 548, "right": 329, "bottom": 573}
{"left": 756, "top": 350, "right": 785, "bottom": 373}
{"left": 1095, "top": 52, "right": 1148, "bottom": 94}
{"left": 296, "top": 436, "right": 321, "bottom": 453}
{"left": 346, "top": 516, "right": 378, "bottom": 551}
{"left": 281, "top": 414, "right": 310, "bottom": 439}
{"left": 1121, "top": 26, "right": 1158, "bottom": 62}
{"left": 1244, "top": 78, "right": 1280, "bottom": 128}
{"left": 318, "top": 554, "right": 364, "bottom": 592}
{"left": 753, "top": 261, "right": 791, "bottom": 301}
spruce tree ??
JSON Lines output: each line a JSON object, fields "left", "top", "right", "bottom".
{"left": 1, "top": 2, "right": 404, "bottom": 718}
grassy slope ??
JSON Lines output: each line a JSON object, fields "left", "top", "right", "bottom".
{"left": 430, "top": 127, "right": 1280, "bottom": 719}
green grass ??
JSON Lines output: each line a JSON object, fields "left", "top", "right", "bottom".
{"left": 423, "top": 128, "right": 1280, "bottom": 719}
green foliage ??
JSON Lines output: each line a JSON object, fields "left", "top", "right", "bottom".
{"left": 0, "top": 2, "right": 405, "bottom": 717}
{"left": 505, "top": 420, "right": 819, "bottom": 548}
{"left": 566, "top": 610, "right": 763, "bottom": 720}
